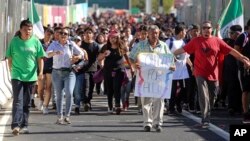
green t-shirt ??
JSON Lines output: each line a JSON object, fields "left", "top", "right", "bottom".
{"left": 6, "top": 36, "right": 46, "bottom": 82}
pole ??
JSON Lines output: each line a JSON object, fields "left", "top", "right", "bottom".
{"left": 159, "top": 0, "right": 163, "bottom": 14}
{"left": 145, "top": 0, "right": 152, "bottom": 14}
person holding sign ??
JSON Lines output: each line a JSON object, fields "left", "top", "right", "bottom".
{"left": 174, "top": 21, "right": 250, "bottom": 128}
{"left": 129, "top": 25, "right": 175, "bottom": 132}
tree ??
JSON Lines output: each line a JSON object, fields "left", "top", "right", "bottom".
{"left": 132, "top": 0, "right": 174, "bottom": 14}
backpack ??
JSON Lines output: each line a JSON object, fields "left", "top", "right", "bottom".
{"left": 242, "top": 32, "right": 249, "bottom": 48}
{"left": 168, "top": 37, "right": 186, "bottom": 50}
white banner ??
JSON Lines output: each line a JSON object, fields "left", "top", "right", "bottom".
{"left": 134, "top": 53, "right": 174, "bottom": 99}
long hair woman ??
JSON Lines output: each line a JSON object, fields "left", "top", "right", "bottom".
{"left": 98, "top": 30, "right": 132, "bottom": 115}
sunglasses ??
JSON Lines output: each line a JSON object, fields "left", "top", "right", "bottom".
{"left": 60, "top": 32, "right": 69, "bottom": 36}
{"left": 202, "top": 26, "right": 212, "bottom": 30}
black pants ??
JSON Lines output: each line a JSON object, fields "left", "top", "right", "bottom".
{"left": 11, "top": 79, "right": 35, "bottom": 129}
{"left": 187, "top": 75, "right": 200, "bottom": 110}
{"left": 169, "top": 79, "right": 189, "bottom": 112}
{"left": 83, "top": 72, "right": 95, "bottom": 104}
{"left": 104, "top": 70, "right": 124, "bottom": 110}
{"left": 222, "top": 73, "right": 242, "bottom": 112}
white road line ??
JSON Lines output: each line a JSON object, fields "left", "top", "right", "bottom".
{"left": 181, "top": 110, "right": 229, "bottom": 141}
{"left": 0, "top": 102, "right": 12, "bottom": 141}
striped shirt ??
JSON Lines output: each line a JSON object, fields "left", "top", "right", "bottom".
{"left": 129, "top": 39, "right": 172, "bottom": 61}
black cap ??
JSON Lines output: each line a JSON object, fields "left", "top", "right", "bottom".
{"left": 230, "top": 25, "right": 242, "bottom": 32}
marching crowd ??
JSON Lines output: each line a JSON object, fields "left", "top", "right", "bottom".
{"left": 5, "top": 12, "right": 250, "bottom": 135}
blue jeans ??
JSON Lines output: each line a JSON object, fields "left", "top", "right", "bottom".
{"left": 121, "top": 80, "right": 132, "bottom": 103}
{"left": 73, "top": 73, "right": 85, "bottom": 107}
{"left": 11, "top": 79, "right": 35, "bottom": 129}
{"left": 52, "top": 70, "right": 76, "bottom": 118}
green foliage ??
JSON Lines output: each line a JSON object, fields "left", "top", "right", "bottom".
{"left": 131, "top": 0, "right": 174, "bottom": 13}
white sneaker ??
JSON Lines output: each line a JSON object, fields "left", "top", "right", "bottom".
{"left": 38, "top": 101, "right": 44, "bottom": 111}
{"left": 107, "top": 108, "right": 113, "bottom": 114}
{"left": 43, "top": 107, "right": 49, "bottom": 115}
{"left": 20, "top": 127, "right": 29, "bottom": 134}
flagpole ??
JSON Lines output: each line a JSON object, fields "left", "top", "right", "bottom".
{"left": 30, "top": 0, "right": 33, "bottom": 23}
{"left": 217, "top": 0, "right": 232, "bottom": 25}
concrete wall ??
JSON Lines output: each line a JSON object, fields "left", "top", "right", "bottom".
{"left": 0, "top": 60, "right": 12, "bottom": 108}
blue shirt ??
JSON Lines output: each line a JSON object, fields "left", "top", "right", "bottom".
{"left": 46, "top": 40, "right": 84, "bottom": 69}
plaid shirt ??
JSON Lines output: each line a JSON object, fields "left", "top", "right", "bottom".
{"left": 129, "top": 39, "right": 172, "bottom": 62}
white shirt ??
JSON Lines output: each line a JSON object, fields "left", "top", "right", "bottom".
{"left": 165, "top": 37, "right": 189, "bottom": 80}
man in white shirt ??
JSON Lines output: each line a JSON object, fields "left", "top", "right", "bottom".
{"left": 165, "top": 24, "right": 191, "bottom": 114}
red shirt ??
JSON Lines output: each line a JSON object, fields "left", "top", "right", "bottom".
{"left": 184, "top": 36, "right": 232, "bottom": 81}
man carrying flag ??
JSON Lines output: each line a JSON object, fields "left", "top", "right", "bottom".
{"left": 29, "top": 0, "right": 44, "bottom": 39}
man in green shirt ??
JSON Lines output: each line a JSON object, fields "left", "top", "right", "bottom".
{"left": 5, "top": 19, "right": 46, "bottom": 135}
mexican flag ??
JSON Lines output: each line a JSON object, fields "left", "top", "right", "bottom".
{"left": 218, "top": 0, "right": 244, "bottom": 38}
{"left": 28, "top": 0, "right": 44, "bottom": 39}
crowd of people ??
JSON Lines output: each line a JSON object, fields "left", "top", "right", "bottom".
{"left": 5, "top": 12, "right": 250, "bottom": 135}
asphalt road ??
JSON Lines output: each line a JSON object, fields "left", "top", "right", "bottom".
{"left": 0, "top": 94, "right": 243, "bottom": 141}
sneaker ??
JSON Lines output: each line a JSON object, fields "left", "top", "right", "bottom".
{"left": 12, "top": 127, "right": 20, "bottom": 136}
{"left": 83, "top": 103, "right": 90, "bottom": 112}
{"left": 153, "top": 124, "right": 162, "bottom": 132}
{"left": 107, "top": 108, "right": 113, "bottom": 114}
{"left": 242, "top": 113, "right": 250, "bottom": 124}
{"left": 56, "top": 118, "right": 63, "bottom": 125}
{"left": 115, "top": 107, "right": 121, "bottom": 115}
{"left": 123, "top": 101, "right": 129, "bottom": 111}
{"left": 38, "top": 100, "right": 44, "bottom": 111}
{"left": 144, "top": 125, "right": 151, "bottom": 132}
{"left": 43, "top": 107, "right": 49, "bottom": 115}
{"left": 194, "top": 123, "right": 209, "bottom": 129}
{"left": 20, "top": 127, "right": 29, "bottom": 134}
{"left": 75, "top": 107, "right": 80, "bottom": 115}
{"left": 137, "top": 108, "right": 142, "bottom": 114}
{"left": 177, "top": 105, "right": 182, "bottom": 113}
{"left": 189, "top": 109, "right": 195, "bottom": 113}
{"left": 31, "top": 99, "right": 36, "bottom": 108}
{"left": 202, "top": 122, "right": 210, "bottom": 128}
{"left": 64, "top": 117, "right": 71, "bottom": 124}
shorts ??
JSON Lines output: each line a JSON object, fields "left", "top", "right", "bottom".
{"left": 239, "top": 69, "right": 250, "bottom": 92}
{"left": 43, "top": 69, "right": 52, "bottom": 74}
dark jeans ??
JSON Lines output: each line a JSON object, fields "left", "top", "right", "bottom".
{"left": 104, "top": 70, "right": 124, "bottom": 109}
{"left": 73, "top": 73, "right": 85, "bottom": 107}
{"left": 83, "top": 72, "right": 95, "bottom": 104}
{"left": 169, "top": 79, "right": 189, "bottom": 112}
{"left": 11, "top": 79, "right": 35, "bottom": 129}
{"left": 187, "top": 75, "right": 200, "bottom": 110}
